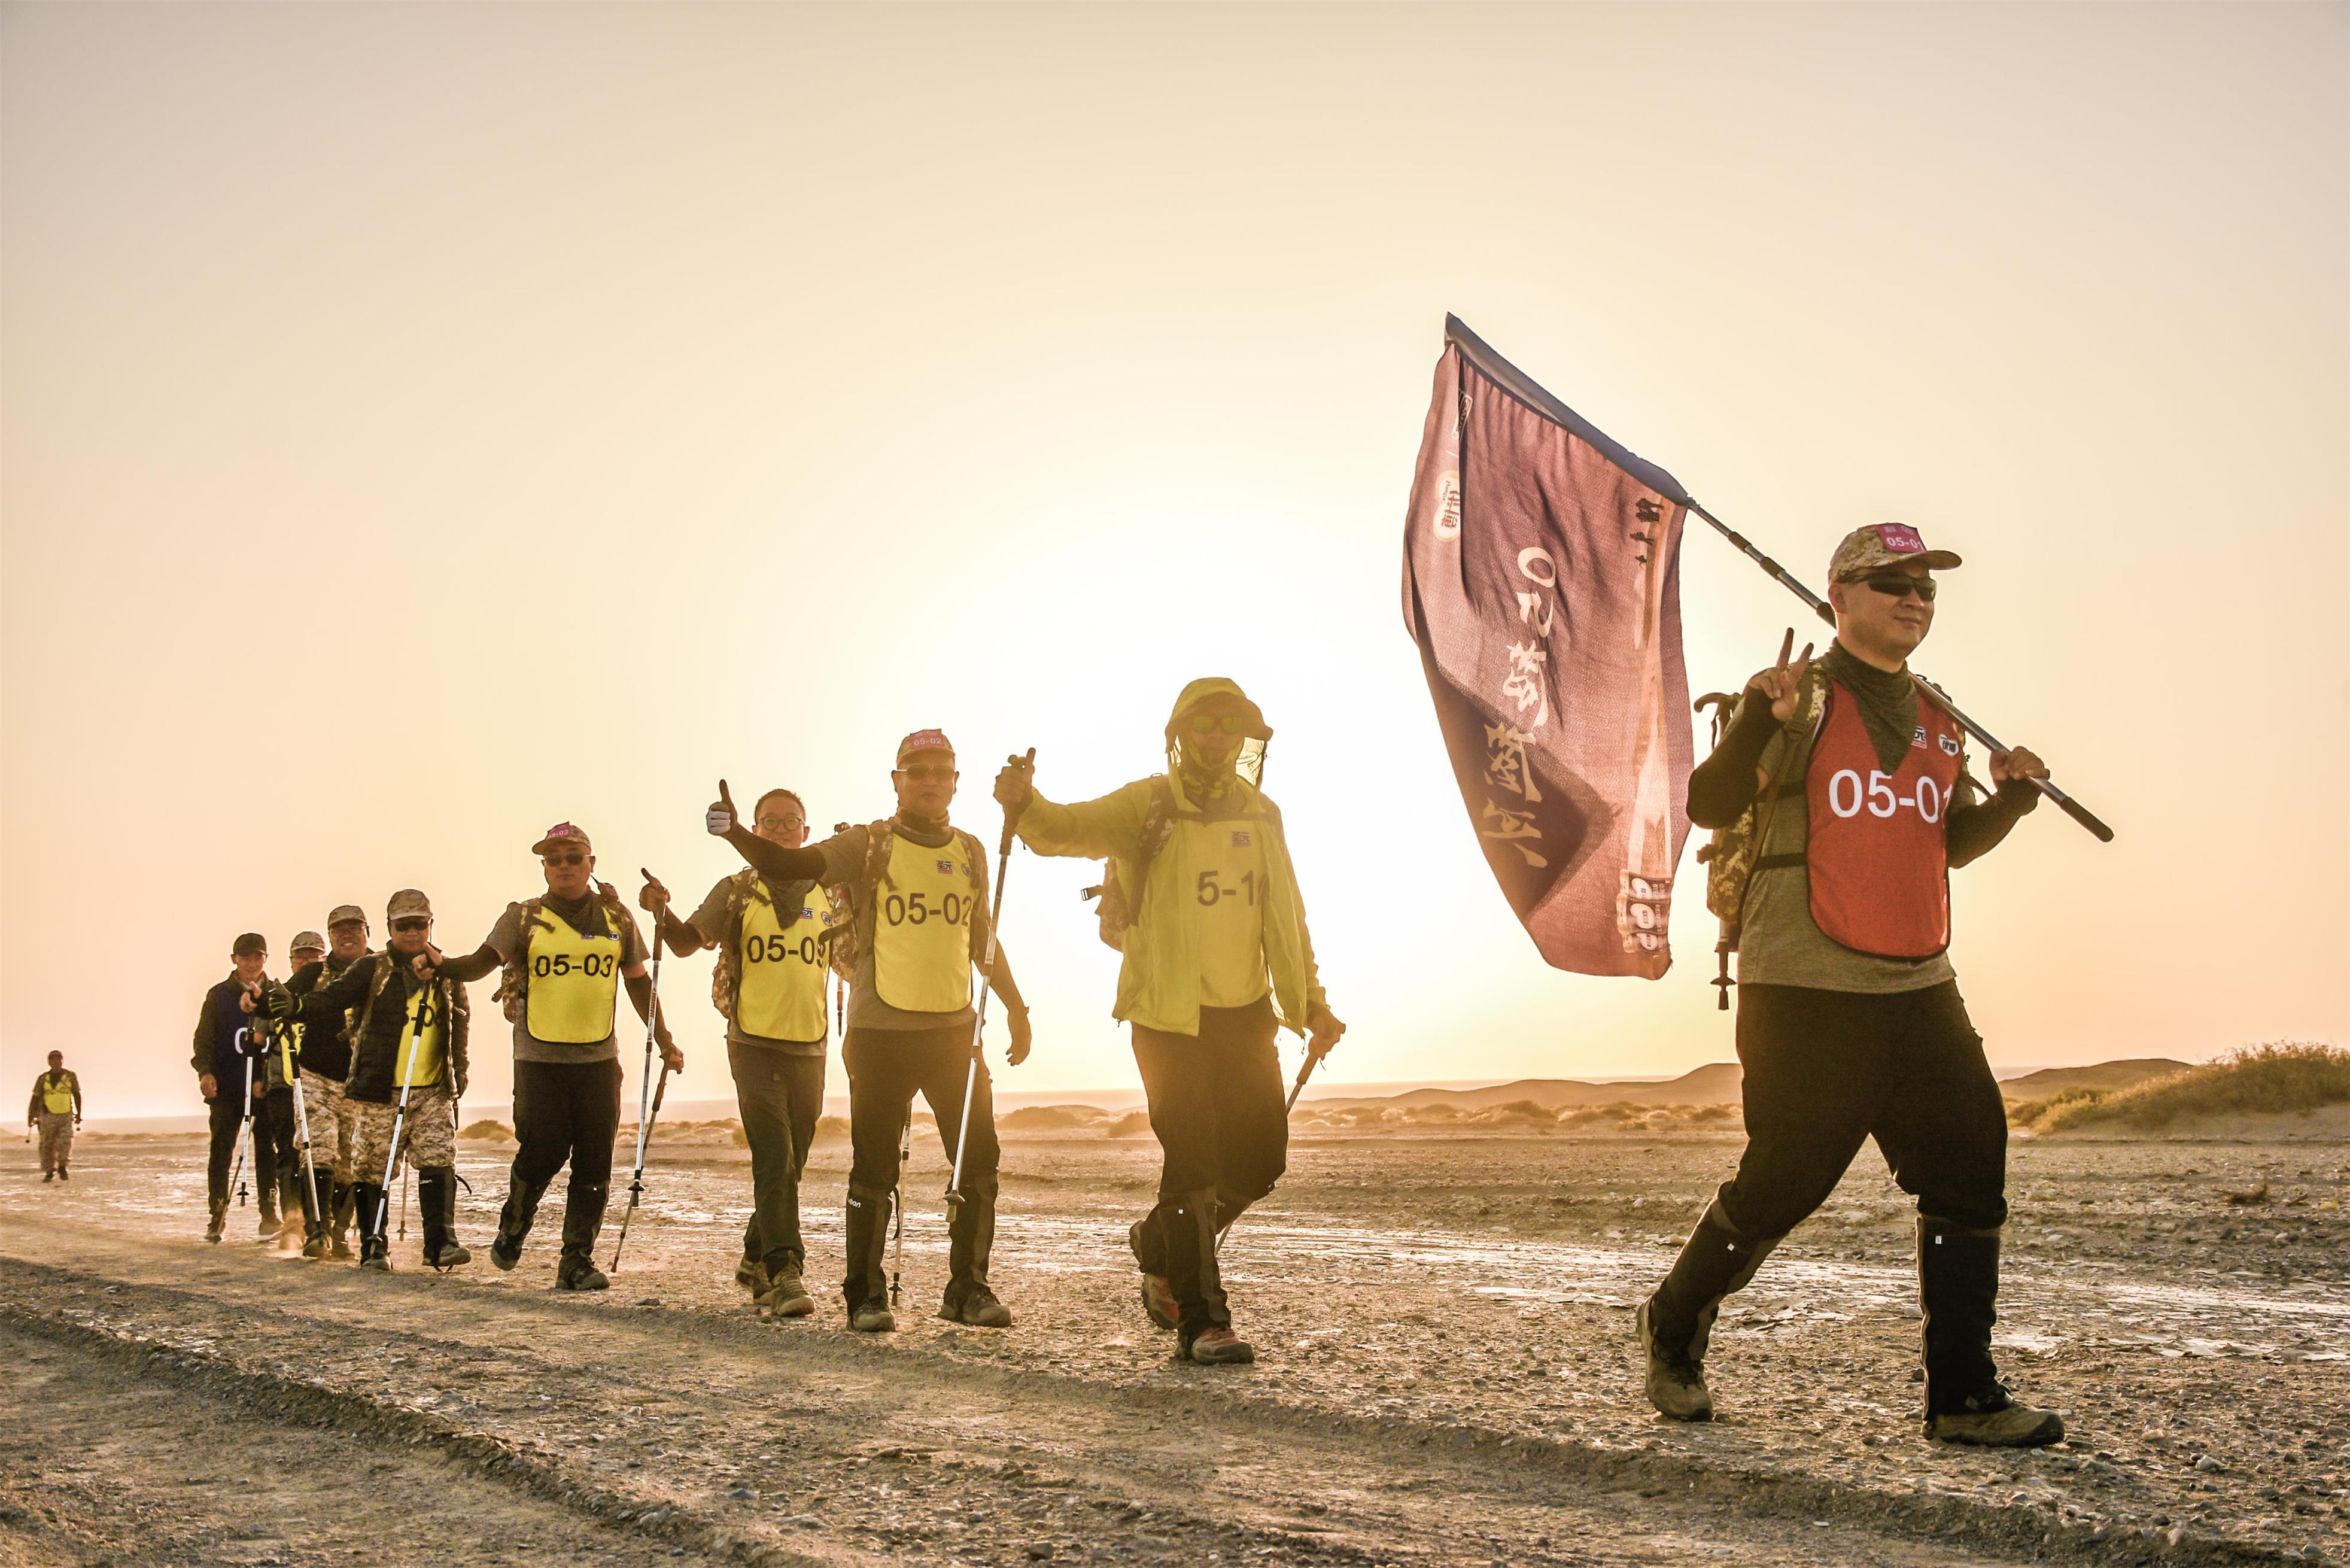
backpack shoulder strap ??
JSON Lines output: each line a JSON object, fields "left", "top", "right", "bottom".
{"left": 954, "top": 829, "right": 988, "bottom": 891}
{"left": 861, "top": 819, "right": 897, "bottom": 892}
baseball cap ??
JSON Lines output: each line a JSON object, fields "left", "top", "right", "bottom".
{"left": 290, "top": 931, "right": 327, "bottom": 955}
{"left": 326, "top": 904, "right": 367, "bottom": 929}
{"left": 385, "top": 889, "right": 434, "bottom": 922}
{"left": 532, "top": 822, "right": 593, "bottom": 856}
{"left": 232, "top": 932, "right": 267, "bottom": 958}
{"left": 1829, "top": 523, "right": 1962, "bottom": 581}
{"left": 896, "top": 729, "right": 955, "bottom": 765}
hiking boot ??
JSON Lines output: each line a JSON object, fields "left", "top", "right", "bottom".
{"left": 735, "top": 1256, "right": 770, "bottom": 1294}
{"left": 301, "top": 1229, "right": 330, "bottom": 1260}
{"left": 426, "top": 1238, "right": 473, "bottom": 1270}
{"left": 57, "top": 1166, "right": 69, "bottom": 1182}
{"left": 206, "top": 1202, "right": 226, "bottom": 1244}
{"left": 1637, "top": 1297, "right": 1714, "bottom": 1422}
{"left": 1184, "top": 1327, "right": 1255, "bottom": 1366}
{"left": 849, "top": 1299, "right": 896, "bottom": 1334}
{"left": 1127, "top": 1217, "right": 1180, "bottom": 1330}
{"left": 359, "top": 1233, "right": 393, "bottom": 1273}
{"left": 756, "top": 1270, "right": 815, "bottom": 1320}
{"left": 556, "top": 1254, "right": 609, "bottom": 1292}
{"left": 1138, "top": 1273, "right": 1178, "bottom": 1331}
{"left": 418, "top": 1168, "right": 469, "bottom": 1271}
{"left": 42, "top": 1171, "right": 54, "bottom": 1183}
{"left": 941, "top": 1284, "right": 1013, "bottom": 1329}
{"left": 1927, "top": 1391, "right": 2065, "bottom": 1448}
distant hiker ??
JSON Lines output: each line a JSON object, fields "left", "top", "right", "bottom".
{"left": 28, "top": 1050, "right": 81, "bottom": 1181}
{"left": 427, "top": 824, "right": 679, "bottom": 1292}
{"left": 640, "top": 786, "right": 834, "bottom": 1320}
{"left": 1639, "top": 524, "right": 2063, "bottom": 1447}
{"left": 276, "top": 891, "right": 471, "bottom": 1272}
{"left": 996, "top": 677, "right": 1343, "bottom": 1366}
{"left": 707, "top": 730, "right": 1032, "bottom": 1333}
{"left": 285, "top": 906, "right": 373, "bottom": 1257}
{"left": 192, "top": 932, "right": 272, "bottom": 1242}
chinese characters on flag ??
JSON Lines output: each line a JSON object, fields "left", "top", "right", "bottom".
{"left": 1400, "top": 318, "right": 1695, "bottom": 978}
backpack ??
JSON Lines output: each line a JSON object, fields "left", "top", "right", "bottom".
{"left": 1080, "top": 777, "right": 1179, "bottom": 952}
{"left": 823, "top": 819, "right": 987, "bottom": 983}
{"left": 493, "top": 885, "right": 626, "bottom": 1024}
{"left": 1698, "top": 665, "right": 1831, "bottom": 935}
{"left": 707, "top": 869, "right": 823, "bottom": 1020}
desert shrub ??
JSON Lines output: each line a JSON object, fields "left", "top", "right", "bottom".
{"left": 1106, "top": 1110, "right": 1154, "bottom": 1138}
{"left": 2007, "top": 1086, "right": 2106, "bottom": 1129}
{"left": 812, "top": 1114, "right": 849, "bottom": 1145}
{"left": 458, "top": 1119, "right": 515, "bottom": 1142}
{"left": 2035, "top": 1043, "right": 2349, "bottom": 1133}
{"left": 1001, "top": 1105, "right": 1106, "bottom": 1132}
{"left": 1467, "top": 1099, "right": 1558, "bottom": 1127}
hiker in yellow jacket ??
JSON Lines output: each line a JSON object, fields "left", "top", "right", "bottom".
{"left": 29, "top": 1050, "right": 82, "bottom": 1181}
{"left": 996, "top": 677, "right": 1343, "bottom": 1365}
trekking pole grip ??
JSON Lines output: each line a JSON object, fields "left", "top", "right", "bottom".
{"left": 998, "top": 747, "right": 1036, "bottom": 856}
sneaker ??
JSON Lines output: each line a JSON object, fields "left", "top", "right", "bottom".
{"left": 849, "top": 1299, "right": 897, "bottom": 1334}
{"left": 1636, "top": 1298, "right": 1713, "bottom": 1422}
{"left": 1184, "top": 1327, "right": 1255, "bottom": 1366}
{"left": 941, "top": 1286, "right": 1013, "bottom": 1329}
{"left": 1138, "top": 1273, "right": 1179, "bottom": 1332}
{"left": 734, "top": 1257, "right": 770, "bottom": 1294}
{"left": 556, "top": 1256, "right": 609, "bottom": 1292}
{"left": 1927, "top": 1393, "right": 2065, "bottom": 1448}
{"left": 756, "top": 1271, "right": 816, "bottom": 1320}
{"left": 426, "top": 1239, "right": 473, "bottom": 1271}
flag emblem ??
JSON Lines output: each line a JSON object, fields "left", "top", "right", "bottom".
{"left": 1939, "top": 734, "right": 1962, "bottom": 756}
{"left": 937, "top": 859, "right": 956, "bottom": 875}
{"left": 1230, "top": 829, "right": 1253, "bottom": 848}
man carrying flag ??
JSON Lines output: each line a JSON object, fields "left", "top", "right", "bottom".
{"left": 995, "top": 679, "right": 1344, "bottom": 1366}
{"left": 1636, "top": 524, "right": 2063, "bottom": 1447}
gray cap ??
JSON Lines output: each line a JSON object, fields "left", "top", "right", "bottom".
{"left": 385, "top": 889, "right": 433, "bottom": 922}
{"left": 290, "top": 931, "right": 327, "bottom": 955}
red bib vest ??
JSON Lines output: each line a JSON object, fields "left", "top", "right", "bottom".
{"left": 1804, "top": 682, "right": 1964, "bottom": 958}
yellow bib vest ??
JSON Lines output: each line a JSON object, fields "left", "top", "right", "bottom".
{"left": 1178, "top": 816, "right": 1272, "bottom": 1008}
{"left": 394, "top": 985, "right": 447, "bottom": 1088}
{"left": 525, "top": 906, "right": 623, "bottom": 1044}
{"left": 40, "top": 1074, "right": 73, "bottom": 1114}
{"left": 871, "top": 832, "right": 977, "bottom": 1013}
{"left": 735, "top": 882, "right": 832, "bottom": 1041}
{"left": 279, "top": 1022, "right": 304, "bottom": 1083}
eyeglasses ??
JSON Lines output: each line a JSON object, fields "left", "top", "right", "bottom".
{"left": 1857, "top": 574, "right": 1936, "bottom": 603}
{"left": 756, "top": 816, "right": 804, "bottom": 832}
{"left": 899, "top": 765, "right": 954, "bottom": 782}
{"left": 1187, "top": 714, "right": 1250, "bottom": 736}
{"left": 542, "top": 852, "right": 587, "bottom": 867}
{"left": 390, "top": 917, "right": 432, "bottom": 934}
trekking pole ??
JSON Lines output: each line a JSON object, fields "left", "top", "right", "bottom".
{"left": 285, "top": 1022, "right": 323, "bottom": 1238}
{"left": 946, "top": 747, "right": 1032, "bottom": 1223}
{"left": 610, "top": 868, "right": 670, "bottom": 1272}
{"left": 1685, "top": 500, "right": 2114, "bottom": 841}
{"left": 229, "top": 1040, "right": 257, "bottom": 1209}
{"left": 1214, "top": 1041, "right": 1332, "bottom": 1248}
{"left": 889, "top": 1107, "right": 911, "bottom": 1308}
{"left": 377, "top": 986, "right": 431, "bottom": 1245}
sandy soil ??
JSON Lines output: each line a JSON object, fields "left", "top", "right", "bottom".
{"left": 2, "top": 1129, "right": 2344, "bottom": 1567}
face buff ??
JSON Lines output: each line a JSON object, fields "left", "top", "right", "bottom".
{"left": 1822, "top": 643, "right": 1922, "bottom": 776}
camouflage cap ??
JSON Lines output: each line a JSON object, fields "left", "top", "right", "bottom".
{"left": 1829, "top": 522, "right": 1962, "bottom": 581}
{"left": 531, "top": 822, "right": 592, "bottom": 856}
{"left": 896, "top": 729, "right": 954, "bottom": 765}
{"left": 385, "top": 889, "right": 433, "bottom": 922}
{"left": 326, "top": 904, "right": 367, "bottom": 929}
{"left": 290, "top": 931, "right": 327, "bottom": 955}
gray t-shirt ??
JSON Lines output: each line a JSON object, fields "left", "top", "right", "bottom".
{"left": 1737, "top": 722, "right": 1959, "bottom": 995}
{"left": 484, "top": 895, "right": 650, "bottom": 1063}
{"left": 687, "top": 870, "right": 829, "bottom": 1056}
{"left": 812, "top": 822, "right": 992, "bottom": 1034}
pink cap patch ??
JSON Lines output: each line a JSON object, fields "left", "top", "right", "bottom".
{"left": 543, "top": 822, "right": 582, "bottom": 842}
{"left": 896, "top": 728, "right": 953, "bottom": 762}
{"left": 1874, "top": 522, "right": 1926, "bottom": 555}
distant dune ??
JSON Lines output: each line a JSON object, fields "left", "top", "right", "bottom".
{"left": 1310, "top": 1062, "right": 1746, "bottom": 1113}
{"left": 1995, "top": 1059, "right": 2193, "bottom": 1098}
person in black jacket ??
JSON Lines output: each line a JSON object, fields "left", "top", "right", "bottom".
{"left": 275, "top": 891, "right": 471, "bottom": 1272}
{"left": 192, "top": 932, "right": 272, "bottom": 1242}
{"left": 284, "top": 905, "right": 373, "bottom": 1257}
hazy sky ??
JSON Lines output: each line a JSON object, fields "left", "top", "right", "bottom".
{"left": 4, "top": 3, "right": 2343, "bottom": 1117}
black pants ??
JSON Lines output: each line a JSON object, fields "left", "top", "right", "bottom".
{"left": 509, "top": 1058, "right": 623, "bottom": 1259}
{"left": 842, "top": 1024, "right": 998, "bottom": 1311}
{"left": 254, "top": 1087, "right": 302, "bottom": 1218}
{"left": 1130, "top": 996, "right": 1289, "bottom": 1338}
{"left": 206, "top": 1091, "right": 251, "bottom": 1210}
{"left": 730, "top": 1043, "right": 826, "bottom": 1274}
{"left": 1652, "top": 980, "right": 2009, "bottom": 1414}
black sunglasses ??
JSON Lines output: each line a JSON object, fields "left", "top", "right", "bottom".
{"left": 542, "top": 852, "right": 588, "bottom": 867}
{"left": 1858, "top": 574, "right": 1936, "bottom": 603}
{"left": 390, "top": 917, "right": 432, "bottom": 934}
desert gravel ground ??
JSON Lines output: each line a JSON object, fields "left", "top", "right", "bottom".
{"left": 2, "top": 1128, "right": 2343, "bottom": 1567}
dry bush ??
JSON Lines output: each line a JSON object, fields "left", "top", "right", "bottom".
{"left": 812, "top": 1114, "right": 849, "bottom": 1145}
{"left": 1001, "top": 1105, "right": 1106, "bottom": 1132}
{"left": 2033, "top": 1043, "right": 2349, "bottom": 1134}
{"left": 2006, "top": 1086, "right": 2107, "bottom": 1129}
{"left": 1106, "top": 1110, "right": 1154, "bottom": 1138}
{"left": 457, "top": 1119, "right": 515, "bottom": 1142}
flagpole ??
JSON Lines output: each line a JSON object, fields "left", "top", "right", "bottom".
{"left": 1685, "top": 500, "right": 2115, "bottom": 844}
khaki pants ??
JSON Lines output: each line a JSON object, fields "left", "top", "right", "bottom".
{"left": 352, "top": 1084, "right": 455, "bottom": 1183}
{"left": 302, "top": 1069, "right": 361, "bottom": 1183}
{"left": 37, "top": 1111, "right": 74, "bottom": 1173}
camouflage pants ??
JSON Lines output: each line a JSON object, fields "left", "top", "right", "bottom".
{"left": 352, "top": 1086, "right": 455, "bottom": 1183}
{"left": 302, "top": 1070, "right": 361, "bottom": 1183}
{"left": 37, "top": 1111, "right": 73, "bottom": 1172}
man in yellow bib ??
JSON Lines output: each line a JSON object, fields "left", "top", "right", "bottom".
{"left": 996, "top": 677, "right": 1345, "bottom": 1366}
{"left": 28, "top": 1050, "right": 81, "bottom": 1181}
{"left": 276, "top": 890, "right": 472, "bottom": 1272}
{"left": 707, "top": 731, "right": 1032, "bottom": 1333}
{"left": 432, "top": 823, "right": 680, "bottom": 1292}
{"left": 640, "top": 786, "right": 832, "bottom": 1320}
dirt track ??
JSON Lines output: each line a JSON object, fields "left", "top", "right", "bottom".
{"left": 2, "top": 1131, "right": 2344, "bottom": 1567}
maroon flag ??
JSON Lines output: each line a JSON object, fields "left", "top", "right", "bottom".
{"left": 1402, "top": 317, "right": 1695, "bottom": 979}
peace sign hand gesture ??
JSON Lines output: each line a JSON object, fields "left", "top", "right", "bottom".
{"left": 1749, "top": 629, "right": 1814, "bottom": 724}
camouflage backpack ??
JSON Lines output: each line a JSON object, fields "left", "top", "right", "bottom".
{"left": 492, "top": 885, "right": 627, "bottom": 1024}
{"left": 1698, "top": 664, "right": 1831, "bottom": 934}
{"left": 823, "top": 819, "right": 987, "bottom": 984}
{"left": 1080, "top": 777, "right": 1178, "bottom": 952}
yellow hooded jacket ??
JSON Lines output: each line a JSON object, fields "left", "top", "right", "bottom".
{"left": 1014, "top": 679, "right": 1328, "bottom": 1038}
